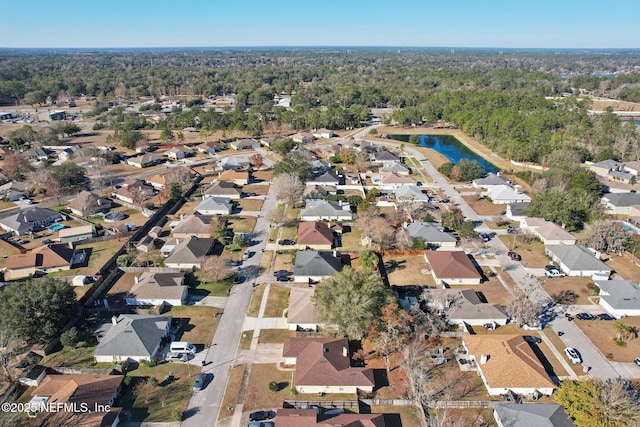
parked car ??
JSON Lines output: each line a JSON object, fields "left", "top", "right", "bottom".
{"left": 507, "top": 251, "right": 521, "bottom": 261}
{"left": 524, "top": 335, "right": 542, "bottom": 344}
{"left": 635, "top": 357, "right": 640, "bottom": 366}
{"left": 22, "top": 199, "right": 34, "bottom": 205}
{"left": 227, "top": 259, "right": 242, "bottom": 267}
{"left": 276, "top": 274, "right": 292, "bottom": 282}
{"left": 545, "top": 268, "right": 565, "bottom": 278}
{"left": 273, "top": 270, "right": 290, "bottom": 277}
{"left": 278, "top": 239, "right": 295, "bottom": 245}
{"left": 193, "top": 372, "right": 206, "bottom": 391}
{"left": 233, "top": 275, "right": 245, "bottom": 284}
{"left": 248, "top": 423, "right": 274, "bottom": 427}
{"left": 564, "top": 347, "right": 582, "bottom": 364}
{"left": 507, "top": 226, "right": 518, "bottom": 234}
{"left": 479, "top": 233, "right": 491, "bottom": 242}
{"left": 249, "top": 411, "right": 275, "bottom": 422}
{"left": 575, "top": 313, "right": 595, "bottom": 320}
{"left": 544, "top": 265, "right": 557, "bottom": 272}
{"left": 595, "top": 313, "right": 615, "bottom": 321}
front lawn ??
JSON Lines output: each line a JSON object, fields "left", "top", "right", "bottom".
{"left": 226, "top": 215, "right": 257, "bottom": 234}
{"left": 243, "top": 363, "right": 294, "bottom": 411}
{"left": 237, "top": 199, "right": 264, "bottom": 212}
{"left": 219, "top": 364, "right": 246, "bottom": 420}
{"left": 248, "top": 284, "right": 266, "bottom": 317}
{"left": 263, "top": 285, "right": 290, "bottom": 318}
{"left": 383, "top": 255, "right": 434, "bottom": 287}
{"left": 168, "top": 305, "right": 222, "bottom": 346}
{"left": 258, "top": 329, "right": 295, "bottom": 344}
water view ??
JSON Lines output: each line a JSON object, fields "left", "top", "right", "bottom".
{"left": 389, "top": 134, "right": 498, "bottom": 173}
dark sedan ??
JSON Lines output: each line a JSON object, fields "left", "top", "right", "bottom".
{"left": 575, "top": 313, "right": 595, "bottom": 320}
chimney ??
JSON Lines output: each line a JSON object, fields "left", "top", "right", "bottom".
{"left": 343, "top": 346, "right": 348, "bottom": 358}
{"left": 111, "top": 315, "right": 119, "bottom": 325}
{"left": 480, "top": 354, "right": 489, "bottom": 364}
{"left": 134, "top": 276, "right": 139, "bottom": 284}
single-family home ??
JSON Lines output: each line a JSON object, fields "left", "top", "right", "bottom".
{"left": 275, "top": 409, "right": 385, "bottom": 427}
{"left": 219, "top": 155, "right": 251, "bottom": 170}
{"left": 472, "top": 173, "right": 510, "bottom": 189}
{"left": 68, "top": 190, "right": 112, "bottom": 217}
{"left": 291, "top": 132, "right": 314, "bottom": 144}
{"left": 422, "top": 288, "right": 508, "bottom": 326}
{"left": 195, "top": 197, "right": 233, "bottom": 215}
{"left": 203, "top": 181, "right": 242, "bottom": 199}
{"left": 28, "top": 373, "right": 123, "bottom": 426}
{"left": 303, "top": 185, "right": 337, "bottom": 201}
{"left": 520, "top": 219, "right": 577, "bottom": 245}
{"left": 218, "top": 169, "right": 250, "bottom": 186}
{"left": 321, "top": 144, "right": 342, "bottom": 158}
{"left": 487, "top": 185, "right": 531, "bottom": 204}
{"left": 306, "top": 170, "right": 340, "bottom": 186}
{"left": 144, "top": 172, "right": 176, "bottom": 190}
{"left": 136, "top": 235, "right": 157, "bottom": 253}
{"left": 300, "top": 200, "right": 353, "bottom": 222}
{"left": 229, "top": 138, "right": 260, "bottom": 150}
{"left": 196, "top": 140, "right": 226, "bottom": 155}
{"left": 594, "top": 280, "right": 640, "bottom": 318}
{"left": 58, "top": 225, "right": 96, "bottom": 244}
{"left": 395, "top": 185, "right": 430, "bottom": 202}
{"left": 126, "top": 272, "right": 187, "bottom": 306}
{"left": 5, "top": 243, "right": 77, "bottom": 280}
{"left": 171, "top": 214, "right": 217, "bottom": 238}
{"left": 297, "top": 221, "right": 334, "bottom": 250}
{"left": 292, "top": 145, "right": 318, "bottom": 162}
{"left": 424, "top": 250, "right": 482, "bottom": 285}
{"left": 312, "top": 128, "right": 334, "bottom": 139}
{"left": 93, "top": 314, "right": 171, "bottom": 363}
{"left": 293, "top": 250, "right": 343, "bottom": 283}
{"left": 372, "top": 171, "right": 417, "bottom": 190}
{"left": 463, "top": 335, "right": 555, "bottom": 397}
{"left": 111, "top": 180, "right": 154, "bottom": 205}
{"left": 23, "top": 147, "right": 51, "bottom": 162}
{"left": 370, "top": 150, "right": 401, "bottom": 167}
{"left": 590, "top": 159, "right": 635, "bottom": 184}
{"left": 493, "top": 404, "right": 575, "bottom": 427}
{"left": 505, "top": 202, "right": 530, "bottom": 222}
{"left": 283, "top": 337, "right": 375, "bottom": 394}
{"left": 164, "top": 236, "right": 216, "bottom": 270}
{"left": 165, "top": 146, "right": 194, "bottom": 160}
{"left": 380, "top": 162, "right": 411, "bottom": 175}
{"left": 404, "top": 222, "right": 457, "bottom": 248}
{"left": 0, "top": 180, "right": 29, "bottom": 201}
{"left": 600, "top": 192, "right": 640, "bottom": 215}
{"left": 545, "top": 245, "right": 612, "bottom": 277}
{"left": 624, "top": 160, "right": 640, "bottom": 177}
{"left": 126, "top": 153, "right": 164, "bottom": 168}
{"left": 287, "top": 287, "right": 321, "bottom": 331}
{"left": 0, "top": 207, "right": 62, "bottom": 235}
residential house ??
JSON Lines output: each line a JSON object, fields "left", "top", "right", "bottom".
{"left": 93, "top": 314, "right": 171, "bottom": 363}
{"left": 0, "top": 180, "right": 29, "bottom": 201}
{"left": 472, "top": 173, "right": 510, "bottom": 189}
{"left": 493, "top": 404, "right": 575, "bottom": 427}
{"left": 275, "top": 409, "right": 385, "bottom": 427}
{"left": 28, "top": 373, "right": 123, "bottom": 427}
{"left": 259, "top": 137, "right": 273, "bottom": 147}
{"left": 601, "top": 192, "right": 640, "bottom": 214}
{"left": 136, "top": 235, "right": 157, "bottom": 253}
{"left": 380, "top": 162, "right": 411, "bottom": 175}
{"left": 293, "top": 249, "right": 343, "bottom": 283}
{"left": 545, "top": 245, "right": 612, "bottom": 277}
{"left": 126, "top": 153, "right": 164, "bottom": 168}
{"left": 196, "top": 140, "right": 225, "bottom": 155}
{"left": 300, "top": 200, "right": 353, "bottom": 222}
{"left": 424, "top": 250, "right": 482, "bottom": 285}
{"left": 218, "top": 169, "right": 249, "bottom": 186}
{"left": 287, "top": 287, "right": 321, "bottom": 331}
{"left": 219, "top": 155, "right": 251, "bottom": 170}
{"left": 306, "top": 170, "right": 340, "bottom": 186}
{"left": 303, "top": 185, "right": 337, "bottom": 201}
{"left": 229, "top": 138, "right": 260, "bottom": 150}
{"left": 370, "top": 150, "right": 401, "bottom": 167}
{"left": 23, "top": 147, "right": 51, "bottom": 162}
{"left": 68, "top": 190, "right": 112, "bottom": 217}
{"left": 520, "top": 218, "right": 577, "bottom": 245}
{"left": 164, "top": 236, "right": 216, "bottom": 269}
{"left": 126, "top": 272, "right": 187, "bottom": 306}
{"left": 5, "top": 243, "right": 77, "bottom": 280}
{"left": 291, "top": 145, "right": 318, "bottom": 162}
{"left": 111, "top": 180, "right": 154, "bottom": 205}
{"left": 624, "top": 160, "right": 640, "bottom": 176}
{"left": 195, "top": 197, "right": 233, "bottom": 215}
{"left": 165, "top": 146, "right": 194, "bottom": 160}
{"left": 58, "top": 225, "right": 96, "bottom": 244}
{"left": 203, "top": 180, "right": 242, "bottom": 199}
{"left": 487, "top": 185, "right": 531, "bottom": 204}
{"left": 283, "top": 337, "right": 375, "bottom": 394}
{"left": 171, "top": 215, "right": 217, "bottom": 238}
{"left": 312, "top": 128, "right": 334, "bottom": 139}
{"left": 404, "top": 222, "right": 457, "bottom": 248}
{"left": 0, "top": 208, "right": 62, "bottom": 235}
{"left": 594, "top": 280, "right": 640, "bottom": 318}
{"left": 320, "top": 144, "right": 342, "bottom": 158}
{"left": 463, "top": 335, "right": 555, "bottom": 396}
{"left": 590, "top": 159, "right": 636, "bottom": 184}
{"left": 291, "top": 132, "right": 314, "bottom": 144}
{"left": 422, "top": 288, "right": 508, "bottom": 326}
{"left": 505, "top": 202, "right": 530, "bottom": 222}
{"left": 297, "top": 221, "right": 334, "bottom": 250}
{"left": 160, "top": 237, "right": 180, "bottom": 256}
{"left": 373, "top": 171, "right": 417, "bottom": 189}
{"left": 395, "top": 185, "right": 430, "bottom": 202}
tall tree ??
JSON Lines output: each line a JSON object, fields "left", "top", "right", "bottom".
{"left": 196, "top": 256, "right": 233, "bottom": 283}
{"left": 273, "top": 152, "right": 312, "bottom": 181}
{"left": 273, "top": 173, "right": 305, "bottom": 206}
{"left": 3, "top": 152, "right": 33, "bottom": 181}
{"left": 367, "top": 302, "right": 414, "bottom": 372}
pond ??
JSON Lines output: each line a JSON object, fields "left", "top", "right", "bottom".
{"left": 389, "top": 134, "right": 498, "bottom": 173}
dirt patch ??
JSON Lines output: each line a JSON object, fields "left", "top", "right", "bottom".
{"left": 219, "top": 363, "right": 245, "bottom": 420}
{"left": 252, "top": 170, "right": 273, "bottom": 182}
{"left": 574, "top": 317, "right": 640, "bottom": 363}
{"left": 382, "top": 255, "right": 435, "bottom": 287}
{"left": 542, "top": 276, "right": 598, "bottom": 306}
{"left": 462, "top": 196, "right": 506, "bottom": 216}
{"left": 606, "top": 254, "right": 640, "bottom": 281}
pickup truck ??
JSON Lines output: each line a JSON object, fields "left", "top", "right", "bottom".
{"left": 545, "top": 268, "right": 566, "bottom": 278}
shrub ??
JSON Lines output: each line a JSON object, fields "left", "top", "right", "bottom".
{"left": 172, "top": 409, "right": 184, "bottom": 421}
{"left": 60, "top": 327, "right": 79, "bottom": 348}
{"left": 268, "top": 381, "right": 279, "bottom": 392}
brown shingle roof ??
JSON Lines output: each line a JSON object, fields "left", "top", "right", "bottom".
{"left": 297, "top": 221, "right": 334, "bottom": 246}
{"left": 6, "top": 244, "right": 74, "bottom": 270}
{"left": 288, "top": 287, "right": 320, "bottom": 325}
{"left": 33, "top": 374, "right": 123, "bottom": 407}
{"left": 424, "top": 251, "right": 481, "bottom": 280}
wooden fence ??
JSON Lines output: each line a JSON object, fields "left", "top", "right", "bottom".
{"left": 283, "top": 400, "right": 360, "bottom": 410}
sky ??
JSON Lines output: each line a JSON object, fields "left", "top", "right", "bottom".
{"left": 3, "top": 0, "right": 640, "bottom": 49}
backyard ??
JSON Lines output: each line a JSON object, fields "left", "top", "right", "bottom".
{"left": 382, "top": 255, "right": 435, "bottom": 287}
{"left": 461, "top": 196, "right": 505, "bottom": 217}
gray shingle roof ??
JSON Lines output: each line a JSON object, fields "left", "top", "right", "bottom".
{"left": 602, "top": 192, "right": 640, "bottom": 207}
{"left": 473, "top": 173, "right": 510, "bottom": 186}
{"left": 195, "top": 197, "right": 233, "bottom": 214}
{"left": 301, "top": 200, "right": 352, "bottom": 220}
{"left": 507, "top": 202, "right": 530, "bottom": 217}
{"left": 405, "top": 222, "right": 457, "bottom": 243}
{"left": 294, "top": 250, "right": 342, "bottom": 276}
{"left": 595, "top": 280, "right": 640, "bottom": 310}
{"left": 546, "top": 245, "right": 611, "bottom": 273}
{"left": 396, "top": 185, "right": 429, "bottom": 201}
{"left": 93, "top": 314, "right": 171, "bottom": 359}
{"left": 165, "top": 236, "right": 215, "bottom": 265}
{"left": 493, "top": 403, "right": 575, "bottom": 427}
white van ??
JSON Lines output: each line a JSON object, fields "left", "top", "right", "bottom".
{"left": 170, "top": 341, "right": 196, "bottom": 354}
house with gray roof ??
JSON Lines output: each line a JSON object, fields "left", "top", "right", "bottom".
{"left": 0, "top": 180, "right": 29, "bottom": 201}
{"left": 293, "top": 250, "right": 343, "bottom": 282}
{"left": 202, "top": 180, "right": 242, "bottom": 200}
{"left": 590, "top": 159, "right": 635, "bottom": 184}
{"left": 493, "top": 403, "right": 575, "bottom": 427}
{"left": 126, "top": 153, "right": 163, "bottom": 168}
{"left": 423, "top": 288, "right": 508, "bottom": 326}
{"left": 380, "top": 162, "right": 411, "bottom": 175}
{"left": 164, "top": 236, "right": 216, "bottom": 270}
{"left": 303, "top": 185, "right": 337, "bottom": 201}
{"left": 545, "top": 245, "right": 612, "bottom": 277}
{"left": 395, "top": 185, "right": 430, "bottom": 202}
{"left": 0, "top": 208, "right": 62, "bottom": 235}
{"left": 219, "top": 155, "right": 251, "bottom": 170}
{"left": 404, "top": 222, "right": 457, "bottom": 247}
{"left": 306, "top": 170, "right": 340, "bottom": 186}
{"left": 594, "top": 280, "right": 640, "bottom": 318}
{"left": 300, "top": 200, "right": 353, "bottom": 222}
{"left": 172, "top": 214, "right": 216, "bottom": 238}
{"left": 601, "top": 192, "right": 640, "bottom": 214}
{"left": 229, "top": 138, "right": 260, "bottom": 150}
{"left": 505, "top": 202, "right": 530, "bottom": 221}
{"left": 473, "top": 173, "right": 510, "bottom": 189}
{"left": 126, "top": 272, "right": 187, "bottom": 306}
{"left": 93, "top": 314, "right": 171, "bottom": 363}
{"left": 370, "top": 150, "right": 401, "bottom": 167}
{"left": 487, "top": 185, "right": 531, "bottom": 204}
{"left": 195, "top": 197, "right": 233, "bottom": 215}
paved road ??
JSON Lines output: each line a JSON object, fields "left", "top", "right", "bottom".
{"left": 182, "top": 178, "right": 278, "bottom": 426}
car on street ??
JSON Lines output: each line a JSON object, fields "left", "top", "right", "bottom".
{"left": 575, "top": 313, "right": 595, "bottom": 320}
{"left": 233, "top": 275, "right": 245, "bottom": 284}
{"left": 278, "top": 239, "right": 295, "bottom": 245}
{"left": 595, "top": 313, "right": 615, "bottom": 321}
{"left": 564, "top": 347, "right": 582, "bottom": 364}
{"left": 249, "top": 411, "right": 275, "bottom": 422}
{"left": 507, "top": 226, "right": 518, "bottom": 234}
{"left": 276, "top": 274, "right": 292, "bottom": 282}
{"left": 507, "top": 251, "right": 521, "bottom": 261}
{"left": 273, "top": 270, "right": 290, "bottom": 277}
{"left": 193, "top": 372, "right": 206, "bottom": 391}
{"left": 248, "top": 422, "right": 274, "bottom": 427}
{"left": 479, "top": 233, "right": 491, "bottom": 242}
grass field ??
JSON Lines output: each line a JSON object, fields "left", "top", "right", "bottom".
{"left": 258, "top": 329, "right": 295, "bottom": 344}
{"left": 263, "top": 285, "right": 290, "bottom": 318}
{"left": 218, "top": 364, "right": 246, "bottom": 420}
{"left": 248, "top": 284, "right": 266, "bottom": 317}
{"left": 169, "top": 305, "right": 222, "bottom": 346}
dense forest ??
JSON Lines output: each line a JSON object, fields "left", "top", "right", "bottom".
{"left": 1, "top": 48, "right": 640, "bottom": 163}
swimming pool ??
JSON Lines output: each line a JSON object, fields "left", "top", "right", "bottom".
{"left": 619, "top": 221, "right": 640, "bottom": 234}
{"left": 48, "top": 223, "right": 64, "bottom": 232}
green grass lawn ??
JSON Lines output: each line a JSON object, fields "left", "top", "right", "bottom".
{"left": 41, "top": 344, "right": 104, "bottom": 368}
{"left": 189, "top": 273, "right": 233, "bottom": 297}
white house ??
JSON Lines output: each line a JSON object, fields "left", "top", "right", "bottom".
{"left": 312, "top": 128, "right": 334, "bottom": 139}
{"left": 487, "top": 185, "right": 531, "bottom": 204}
{"left": 195, "top": 197, "right": 233, "bottom": 215}
{"left": 545, "top": 245, "right": 612, "bottom": 277}
{"left": 594, "top": 280, "right": 640, "bottom": 318}
{"left": 125, "top": 272, "right": 187, "bottom": 306}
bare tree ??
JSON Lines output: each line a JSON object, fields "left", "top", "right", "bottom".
{"left": 27, "top": 169, "right": 51, "bottom": 195}
{"left": 45, "top": 176, "right": 64, "bottom": 206}
{"left": 367, "top": 302, "right": 414, "bottom": 372}
{"left": 168, "top": 167, "right": 193, "bottom": 192}
{"left": 402, "top": 337, "right": 440, "bottom": 406}
{"left": 273, "top": 173, "right": 304, "bottom": 206}
{"left": 196, "top": 255, "right": 233, "bottom": 283}
{"left": 581, "top": 220, "right": 629, "bottom": 255}
{"left": 507, "top": 287, "right": 543, "bottom": 328}
{"left": 0, "top": 332, "right": 17, "bottom": 383}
